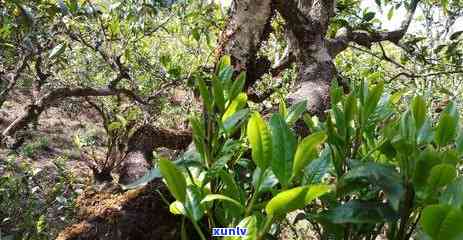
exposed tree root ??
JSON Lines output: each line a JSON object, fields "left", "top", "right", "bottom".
{"left": 57, "top": 180, "right": 180, "bottom": 240}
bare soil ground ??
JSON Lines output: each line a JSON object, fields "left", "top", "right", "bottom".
{"left": 57, "top": 180, "right": 180, "bottom": 240}
{"left": 0, "top": 90, "right": 184, "bottom": 239}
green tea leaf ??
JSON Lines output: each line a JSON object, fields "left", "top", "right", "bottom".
{"left": 247, "top": 112, "right": 272, "bottom": 170}
{"left": 411, "top": 95, "right": 427, "bottom": 130}
{"left": 217, "top": 55, "right": 231, "bottom": 74}
{"left": 270, "top": 113, "right": 297, "bottom": 187}
{"left": 279, "top": 95, "right": 288, "bottom": 118}
{"left": 330, "top": 81, "right": 343, "bottom": 106}
{"left": 190, "top": 116, "right": 206, "bottom": 160}
{"left": 184, "top": 185, "right": 204, "bottom": 221}
{"left": 421, "top": 204, "right": 463, "bottom": 240}
{"left": 196, "top": 78, "right": 212, "bottom": 112}
{"left": 435, "top": 114, "right": 458, "bottom": 147}
{"left": 344, "top": 93, "right": 357, "bottom": 126}
{"left": 435, "top": 102, "right": 459, "bottom": 147}
{"left": 319, "top": 200, "right": 398, "bottom": 224}
{"left": 223, "top": 109, "right": 249, "bottom": 134}
{"left": 201, "top": 194, "right": 244, "bottom": 211}
{"left": 229, "top": 72, "right": 246, "bottom": 102}
{"left": 292, "top": 131, "right": 327, "bottom": 180}
{"left": 304, "top": 148, "right": 331, "bottom": 184}
{"left": 363, "top": 81, "right": 384, "bottom": 121}
{"left": 413, "top": 148, "right": 441, "bottom": 188}
{"left": 223, "top": 93, "right": 248, "bottom": 122}
{"left": 225, "top": 216, "right": 257, "bottom": 240}
{"left": 252, "top": 168, "right": 278, "bottom": 193}
{"left": 159, "top": 158, "right": 187, "bottom": 203}
{"left": 170, "top": 200, "right": 186, "bottom": 215}
{"left": 265, "top": 185, "right": 331, "bottom": 217}
{"left": 212, "top": 76, "right": 226, "bottom": 112}
{"left": 440, "top": 177, "right": 463, "bottom": 207}
{"left": 455, "top": 128, "right": 463, "bottom": 155}
{"left": 339, "top": 162, "right": 404, "bottom": 211}
{"left": 428, "top": 164, "right": 456, "bottom": 188}
{"left": 286, "top": 100, "right": 307, "bottom": 126}
{"left": 219, "top": 66, "right": 234, "bottom": 92}
{"left": 219, "top": 169, "right": 245, "bottom": 205}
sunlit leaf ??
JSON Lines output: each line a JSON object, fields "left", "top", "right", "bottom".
{"left": 265, "top": 185, "right": 331, "bottom": 217}
{"left": 223, "top": 93, "right": 248, "bottom": 122}
{"left": 247, "top": 112, "right": 272, "bottom": 170}
{"left": 201, "top": 194, "right": 244, "bottom": 211}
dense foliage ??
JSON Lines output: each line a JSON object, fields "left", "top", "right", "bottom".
{"left": 159, "top": 57, "right": 463, "bottom": 239}
{"left": 1, "top": 0, "right": 463, "bottom": 239}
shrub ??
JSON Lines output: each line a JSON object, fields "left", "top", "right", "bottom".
{"left": 0, "top": 156, "right": 79, "bottom": 239}
{"left": 158, "top": 56, "right": 463, "bottom": 240}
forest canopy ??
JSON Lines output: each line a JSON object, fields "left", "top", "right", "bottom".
{"left": 1, "top": 0, "right": 463, "bottom": 239}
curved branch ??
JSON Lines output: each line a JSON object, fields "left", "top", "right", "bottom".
{"left": 328, "top": 0, "right": 421, "bottom": 57}
{"left": 0, "top": 53, "right": 31, "bottom": 107}
{"left": 388, "top": 70, "right": 463, "bottom": 82}
{"left": 1, "top": 87, "right": 146, "bottom": 138}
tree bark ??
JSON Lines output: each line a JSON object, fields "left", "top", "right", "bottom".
{"left": 218, "top": 0, "right": 338, "bottom": 116}
{"left": 274, "top": 0, "right": 337, "bottom": 116}
{"left": 218, "top": 0, "right": 420, "bottom": 116}
{"left": 118, "top": 125, "right": 192, "bottom": 185}
{"left": 215, "top": 0, "right": 274, "bottom": 88}
{"left": 57, "top": 180, "right": 181, "bottom": 240}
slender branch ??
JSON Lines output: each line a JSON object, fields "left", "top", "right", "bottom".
{"left": 349, "top": 44, "right": 409, "bottom": 71}
{"left": 388, "top": 70, "right": 463, "bottom": 82}
{"left": 0, "top": 53, "right": 31, "bottom": 107}
{"left": 328, "top": 0, "right": 421, "bottom": 56}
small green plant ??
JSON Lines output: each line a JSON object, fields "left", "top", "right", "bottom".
{"left": 20, "top": 137, "right": 49, "bottom": 158}
{"left": 301, "top": 81, "right": 463, "bottom": 240}
{"left": 74, "top": 103, "right": 141, "bottom": 182}
{"left": 0, "top": 155, "right": 79, "bottom": 239}
{"left": 159, "top": 56, "right": 332, "bottom": 239}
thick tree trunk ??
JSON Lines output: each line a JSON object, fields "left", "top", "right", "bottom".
{"left": 218, "top": 0, "right": 338, "bottom": 116}
{"left": 216, "top": 0, "right": 274, "bottom": 88}
{"left": 284, "top": 29, "right": 336, "bottom": 116}
{"left": 275, "top": 0, "right": 336, "bottom": 116}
